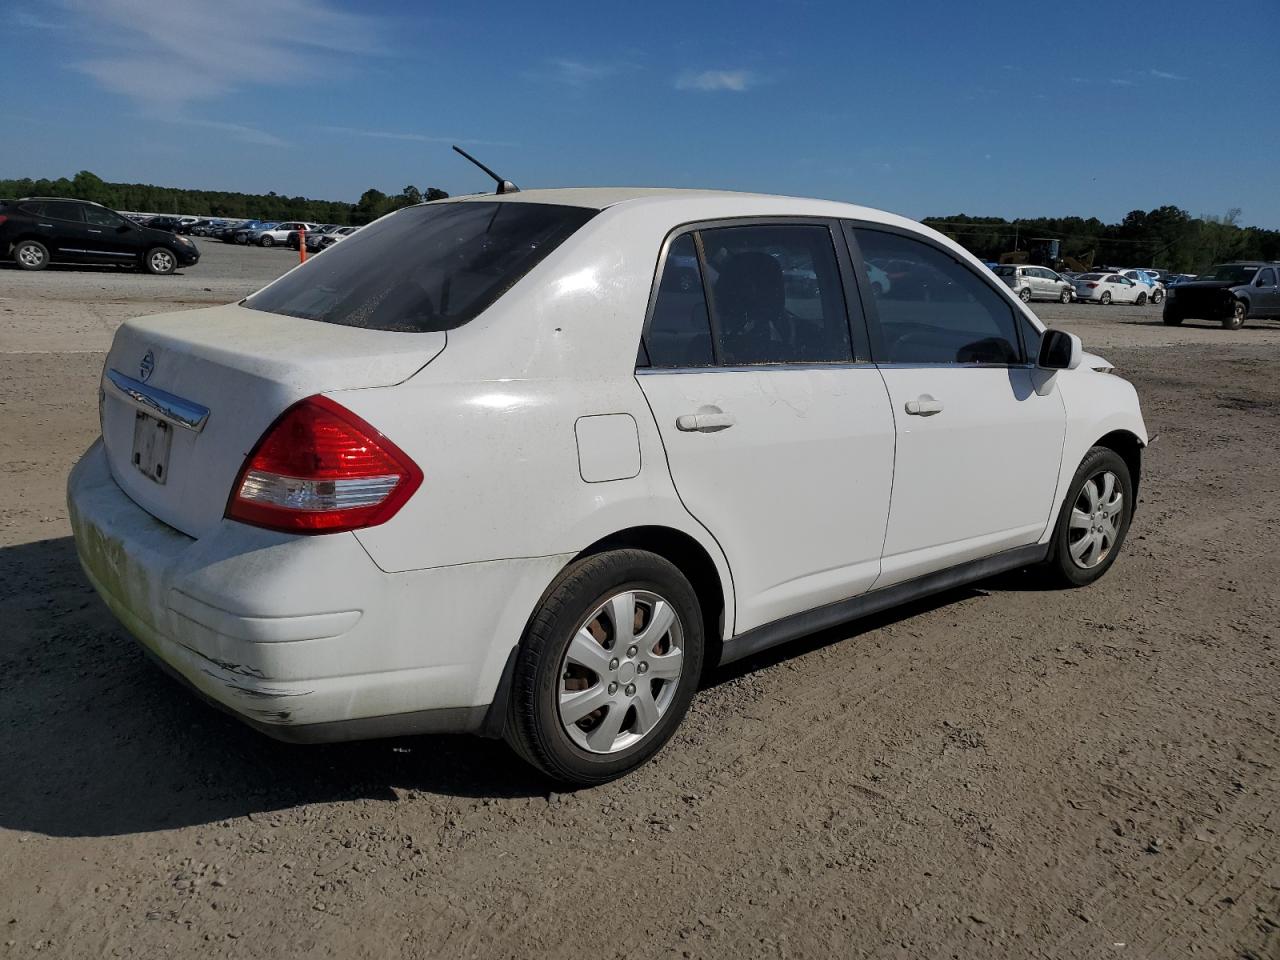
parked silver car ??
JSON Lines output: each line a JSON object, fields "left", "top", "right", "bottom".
{"left": 994, "top": 265, "right": 1074, "bottom": 303}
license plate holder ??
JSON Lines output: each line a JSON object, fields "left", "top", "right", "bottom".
{"left": 131, "top": 412, "right": 173, "bottom": 485}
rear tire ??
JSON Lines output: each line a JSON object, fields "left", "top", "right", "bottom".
{"left": 13, "top": 239, "right": 49, "bottom": 270}
{"left": 1042, "top": 446, "right": 1133, "bottom": 588}
{"left": 1223, "top": 300, "right": 1247, "bottom": 330}
{"left": 506, "top": 549, "right": 704, "bottom": 785}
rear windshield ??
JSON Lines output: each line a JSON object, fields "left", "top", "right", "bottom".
{"left": 244, "top": 201, "right": 596, "bottom": 332}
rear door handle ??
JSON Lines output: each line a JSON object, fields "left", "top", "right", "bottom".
{"left": 676, "top": 411, "right": 735, "bottom": 433}
{"left": 904, "top": 396, "right": 944, "bottom": 416}
{"left": 87, "top": 229, "right": 103, "bottom": 234}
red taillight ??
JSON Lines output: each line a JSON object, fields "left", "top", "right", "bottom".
{"left": 1085, "top": 282, "right": 1098, "bottom": 288}
{"left": 0, "top": 215, "right": 7, "bottom": 227}
{"left": 226, "top": 395, "right": 422, "bottom": 534}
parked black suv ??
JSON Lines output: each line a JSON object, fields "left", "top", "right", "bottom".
{"left": 0, "top": 198, "right": 199, "bottom": 274}
{"left": 1163, "top": 262, "right": 1280, "bottom": 329}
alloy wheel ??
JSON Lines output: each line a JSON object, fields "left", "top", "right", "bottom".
{"left": 18, "top": 245, "right": 45, "bottom": 267}
{"left": 150, "top": 250, "right": 175, "bottom": 272}
{"left": 1068, "top": 470, "right": 1124, "bottom": 569}
{"left": 558, "top": 589, "right": 685, "bottom": 754}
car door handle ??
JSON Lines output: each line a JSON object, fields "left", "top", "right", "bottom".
{"left": 676, "top": 411, "right": 735, "bottom": 433}
{"left": 87, "top": 229, "right": 103, "bottom": 234}
{"left": 904, "top": 396, "right": 944, "bottom": 416}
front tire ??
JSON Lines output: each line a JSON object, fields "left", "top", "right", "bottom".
{"left": 1136, "top": 291, "right": 1147, "bottom": 306}
{"left": 1059, "top": 287, "right": 1072, "bottom": 304}
{"left": 506, "top": 549, "right": 704, "bottom": 785}
{"left": 1019, "top": 287, "right": 1033, "bottom": 303}
{"left": 259, "top": 235, "right": 274, "bottom": 247}
{"left": 144, "top": 247, "right": 177, "bottom": 275}
{"left": 13, "top": 239, "right": 49, "bottom": 270}
{"left": 1101, "top": 291, "right": 1112, "bottom": 305}
{"left": 1152, "top": 289, "right": 1164, "bottom": 304}
{"left": 1043, "top": 446, "right": 1133, "bottom": 587}
{"left": 1162, "top": 310, "right": 1184, "bottom": 326}
{"left": 1223, "top": 300, "right": 1247, "bottom": 330}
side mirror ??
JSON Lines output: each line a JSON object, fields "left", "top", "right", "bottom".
{"left": 1038, "top": 328, "right": 1082, "bottom": 370}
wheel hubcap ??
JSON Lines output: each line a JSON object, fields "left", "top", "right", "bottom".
{"left": 152, "top": 251, "right": 173, "bottom": 271}
{"left": 19, "top": 246, "right": 42, "bottom": 266}
{"left": 1068, "top": 470, "right": 1123, "bottom": 569}
{"left": 558, "top": 589, "right": 685, "bottom": 755}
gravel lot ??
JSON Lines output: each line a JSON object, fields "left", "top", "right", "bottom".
{"left": 2, "top": 241, "right": 1278, "bottom": 959}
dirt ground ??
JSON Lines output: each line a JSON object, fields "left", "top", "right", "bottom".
{"left": 2, "top": 243, "right": 1278, "bottom": 959}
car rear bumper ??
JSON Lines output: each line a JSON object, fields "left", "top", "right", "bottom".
{"left": 67, "top": 440, "right": 571, "bottom": 742}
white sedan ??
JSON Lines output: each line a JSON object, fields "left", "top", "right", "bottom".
{"left": 68, "top": 187, "right": 1148, "bottom": 784}
{"left": 1074, "top": 272, "right": 1149, "bottom": 304}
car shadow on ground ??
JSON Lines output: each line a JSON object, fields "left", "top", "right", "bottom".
{"left": 0, "top": 536, "right": 1054, "bottom": 838}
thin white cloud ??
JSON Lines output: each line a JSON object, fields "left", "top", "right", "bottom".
{"left": 675, "top": 69, "right": 756, "bottom": 92}
{"left": 1149, "top": 68, "right": 1188, "bottom": 80}
{"left": 168, "top": 117, "right": 288, "bottom": 148}
{"left": 1109, "top": 78, "right": 1135, "bottom": 86}
{"left": 58, "top": 0, "right": 383, "bottom": 108}
{"left": 318, "top": 126, "right": 515, "bottom": 147}
{"left": 547, "top": 59, "right": 622, "bottom": 85}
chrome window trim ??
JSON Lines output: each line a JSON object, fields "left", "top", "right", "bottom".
{"left": 103, "top": 368, "right": 210, "bottom": 433}
{"left": 637, "top": 361, "right": 1035, "bottom": 375}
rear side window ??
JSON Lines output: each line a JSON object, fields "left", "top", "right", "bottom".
{"left": 854, "top": 228, "right": 1022, "bottom": 365}
{"left": 700, "top": 224, "right": 852, "bottom": 365}
{"left": 646, "top": 234, "right": 715, "bottom": 367}
{"left": 43, "top": 201, "right": 85, "bottom": 222}
{"left": 244, "top": 202, "right": 596, "bottom": 332}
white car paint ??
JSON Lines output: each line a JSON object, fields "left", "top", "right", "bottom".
{"left": 1117, "top": 269, "right": 1165, "bottom": 303}
{"left": 1073, "top": 272, "right": 1146, "bottom": 304}
{"left": 252, "top": 221, "right": 319, "bottom": 245}
{"left": 67, "top": 187, "right": 1147, "bottom": 747}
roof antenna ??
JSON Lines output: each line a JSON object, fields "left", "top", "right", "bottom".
{"left": 451, "top": 145, "right": 519, "bottom": 194}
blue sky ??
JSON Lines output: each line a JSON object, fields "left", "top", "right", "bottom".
{"left": 3, "top": 0, "right": 1277, "bottom": 227}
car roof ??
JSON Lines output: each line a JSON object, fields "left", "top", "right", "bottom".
{"left": 444, "top": 186, "right": 926, "bottom": 232}
{"left": 18, "top": 196, "right": 107, "bottom": 207}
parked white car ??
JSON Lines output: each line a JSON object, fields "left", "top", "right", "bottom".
{"left": 1118, "top": 269, "right": 1166, "bottom": 304}
{"left": 252, "top": 221, "right": 319, "bottom": 247}
{"left": 1074, "top": 272, "right": 1148, "bottom": 304}
{"left": 68, "top": 188, "right": 1148, "bottom": 784}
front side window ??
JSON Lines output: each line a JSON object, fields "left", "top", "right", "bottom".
{"left": 83, "top": 206, "right": 125, "bottom": 228}
{"left": 854, "top": 228, "right": 1022, "bottom": 365}
{"left": 1256, "top": 268, "right": 1276, "bottom": 286}
{"left": 245, "top": 202, "right": 596, "bottom": 332}
{"left": 700, "top": 224, "right": 852, "bottom": 365}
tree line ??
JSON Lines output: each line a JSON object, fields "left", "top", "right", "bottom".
{"left": 922, "top": 206, "right": 1280, "bottom": 273}
{"left": 3, "top": 172, "right": 1277, "bottom": 271}
{"left": 0, "top": 171, "right": 448, "bottom": 225}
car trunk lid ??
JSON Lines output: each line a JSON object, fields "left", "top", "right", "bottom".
{"left": 99, "top": 302, "right": 444, "bottom": 539}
